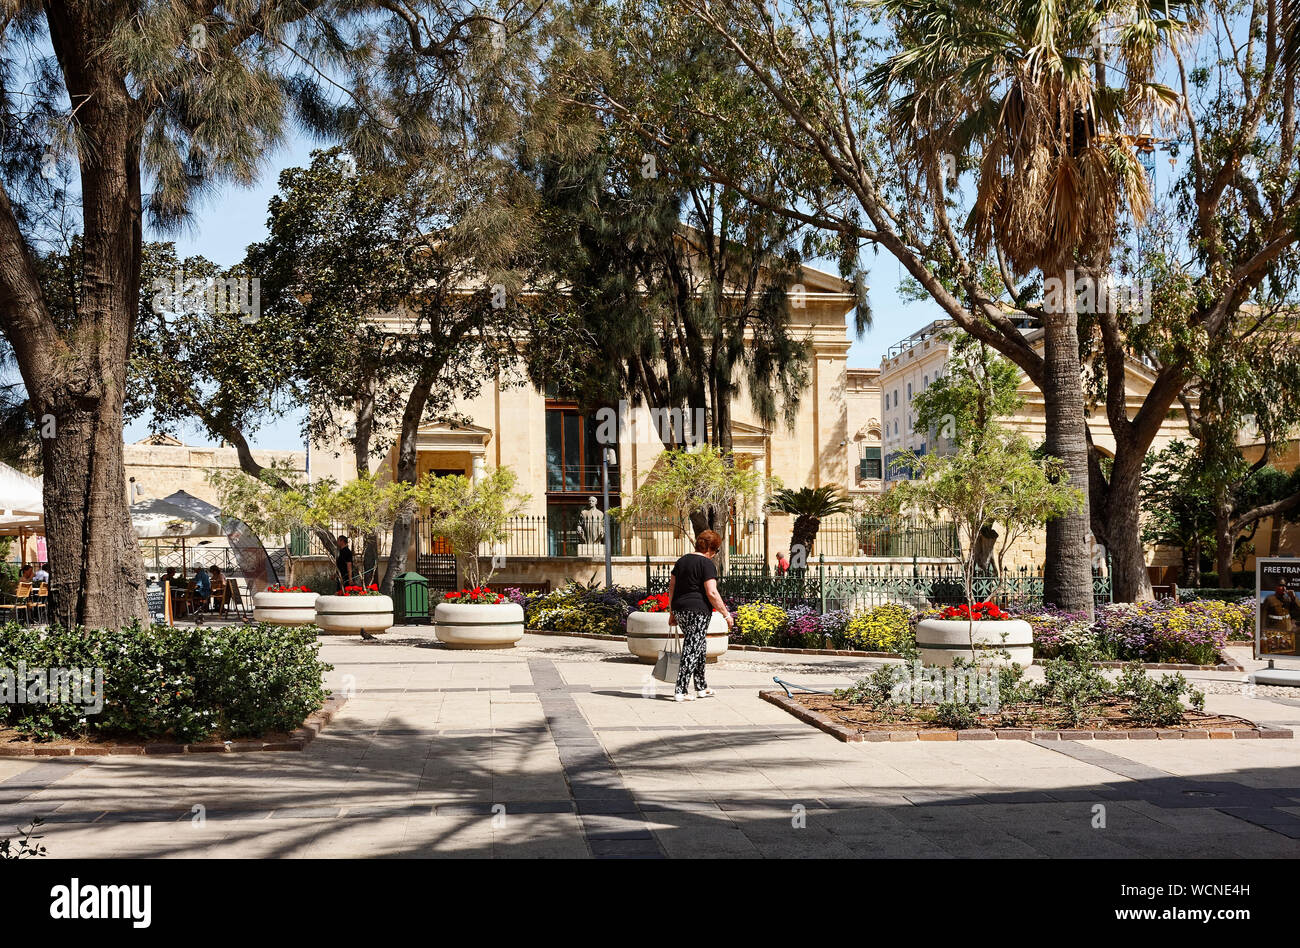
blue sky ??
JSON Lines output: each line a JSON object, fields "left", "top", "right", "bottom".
{"left": 125, "top": 137, "right": 948, "bottom": 451}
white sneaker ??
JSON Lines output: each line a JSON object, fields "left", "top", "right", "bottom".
{"left": 673, "top": 692, "right": 694, "bottom": 702}
{"left": 696, "top": 689, "right": 715, "bottom": 698}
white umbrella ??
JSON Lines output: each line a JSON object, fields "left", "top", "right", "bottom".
{"left": 130, "top": 492, "right": 223, "bottom": 539}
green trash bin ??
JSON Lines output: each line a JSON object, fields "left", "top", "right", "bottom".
{"left": 394, "top": 571, "right": 430, "bottom": 625}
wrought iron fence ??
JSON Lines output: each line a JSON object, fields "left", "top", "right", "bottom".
{"left": 414, "top": 512, "right": 766, "bottom": 560}
{"left": 648, "top": 557, "right": 1112, "bottom": 614}
{"left": 801, "top": 515, "right": 960, "bottom": 559}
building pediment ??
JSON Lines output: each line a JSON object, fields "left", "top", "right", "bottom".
{"left": 415, "top": 421, "right": 492, "bottom": 453}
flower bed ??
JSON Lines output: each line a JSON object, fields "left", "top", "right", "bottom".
{"left": 0, "top": 621, "right": 333, "bottom": 744}
{"left": 766, "top": 656, "right": 1277, "bottom": 740}
{"left": 734, "top": 601, "right": 914, "bottom": 652}
{"left": 525, "top": 584, "right": 645, "bottom": 637}
{"left": 1022, "top": 597, "right": 1253, "bottom": 666}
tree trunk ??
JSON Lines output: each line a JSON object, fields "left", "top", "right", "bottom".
{"left": 1040, "top": 289, "right": 1095, "bottom": 617}
{"left": 0, "top": 6, "right": 149, "bottom": 628}
{"left": 353, "top": 389, "right": 379, "bottom": 586}
{"left": 1102, "top": 451, "right": 1153, "bottom": 602}
{"left": 1215, "top": 488, "right": 1235, "bottom": 586}
{"left": 40, "top": 396, "right": 148, "bottom": 628}
{"left": 379, "top": 368, "right": 437, "bottom": 594}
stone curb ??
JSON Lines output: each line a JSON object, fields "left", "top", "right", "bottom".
{"left": 0, "top": 694, "right": 348, "bottom": 758}
{"left": 758, "top": 690, "right": 1292, "bottom": 744}
{"left": 1092, "top": 660, "right": 1245, "bottom": 672}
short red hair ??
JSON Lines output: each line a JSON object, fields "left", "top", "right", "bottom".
{"left": 694, "top": 529, "right": 722, "bottom": 553}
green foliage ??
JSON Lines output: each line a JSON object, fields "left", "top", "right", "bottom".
{"left": 617, "top": 445, "right": 765, "bottom": 541}
{"left": 933, "top": 700, "right": 980, "bottom": 730}
{"left": 529, "top": 13, "right": 822, "bottom": 436}
{"left": 885, "top": 428, "right": 1084, "bottom": 610}
{"left": 1115, "top": 663, "right": 1206, "bottom": 728}
{"left": 0, "top": 622, "right": 332, "bottom": 744}
{"left": 767, "top": 486, "right": 852, "bottom": 520}
{"left": 208, "top": 465, "right": 333, "bottom": 585}
{"left": 417, "top": 468, "right": 530, "bottom": 589}
{"left": 835, "top": 665, "right": 907, "bottom": 723}
{"left": 1038, "top": 655, "right": 1112, "bottom": 729}
{"left": 913, "top": 336, "right": 1023, "bottom": 450}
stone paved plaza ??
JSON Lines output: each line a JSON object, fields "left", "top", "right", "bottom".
{"left": 3, "top": 630, "right": 1300, "bottom": 859}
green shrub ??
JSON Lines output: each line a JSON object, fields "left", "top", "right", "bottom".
{"left": 1114, "top": 663, "right": 1205, "bottom": 728}
{"left": 1038, "top": 655, "right": 1111, "bottom": 728}
{"left": 0, "top": 621, "right": 332, "bottom": 743}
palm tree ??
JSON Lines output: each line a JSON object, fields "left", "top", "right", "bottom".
{"left": 870, "top": 0, "right": 1199, "bottom": 615}
{"left": 768, "top": 486, "right": 852, "bottom": 561}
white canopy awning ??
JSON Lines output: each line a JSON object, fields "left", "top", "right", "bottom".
{"left": 0, "top": 463, "right": 42, "bottom": 535}
{"left": 0, "top": 462, "right": 41, "bottom": 516}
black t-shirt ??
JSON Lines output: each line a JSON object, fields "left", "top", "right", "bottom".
{"left": 336, "top": 547, "right": 355, "bottom": 583}
{"left": 670, "top": 552, "right": 718, "bottom": 614}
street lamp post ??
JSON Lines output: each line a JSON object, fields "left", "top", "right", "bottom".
{"left": 601, "top": 447, "right": 614, "bottom": 589}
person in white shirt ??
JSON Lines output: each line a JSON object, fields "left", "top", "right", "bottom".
{"left": 32, "top": 564, "right": 49, "bottom": 584}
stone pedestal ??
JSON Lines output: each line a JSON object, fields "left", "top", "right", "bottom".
{"left": 578, "top": 543, "right": 606, "bottom": 559}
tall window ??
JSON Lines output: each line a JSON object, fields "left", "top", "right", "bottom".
{"left": 545, "top": 404, "right": 618, "bottom": 494}
{"left": 859, "top": 447, "right": 882, "bottom": 480}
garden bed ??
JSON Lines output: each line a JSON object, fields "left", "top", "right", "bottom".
{"left": 0, "top": 694, "right": 347, "bottom": 757}
{"left": 762, "top": 690, "right": 1289, "bottom": 743}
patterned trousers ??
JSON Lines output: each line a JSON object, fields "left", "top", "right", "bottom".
{"left": 674, "top": 610, "right": 710, "bottom": 694}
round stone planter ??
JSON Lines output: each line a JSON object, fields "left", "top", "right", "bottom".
{"left": 915, "top": 617, "right": 1033, "bottom": 667}
{"left": 252, "top": 591, "right": 319, "bottom": 626}
{"left": 434, "top": 602, "right": 525, "bottom": 649}
{"left": 314, "top": 594, "right": 394, "bottom": 636}
{"left": 625, "top": 611, "right": 730, "bottom": 664}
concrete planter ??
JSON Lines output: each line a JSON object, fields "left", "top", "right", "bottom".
{"left": 314, "top": 594, "right": 394, "bottom": 636}
{"left": 625, "top": 611, "right": 730, "bottom": 664}
{"left": 252, "top": 591, "right": 319, "bottom": 627}
{"left": 434, "top": 602, "right": 525, "bottom": 649}
{"left": 916, "top": 617, "right": 1033, "bottom": 667}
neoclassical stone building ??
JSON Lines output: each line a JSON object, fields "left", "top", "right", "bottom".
{"left": 305, "top": 260, "right": 873, "bottom": 579}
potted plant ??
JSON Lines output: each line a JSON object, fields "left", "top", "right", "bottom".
{"left": 432, "top": 585, "right": 526, "bottom": 649}
{"left": 251, "top": 584, "right": 319, "bottom": 626}
{"left": 209, "top": 466, "right": 334, "bottom": 626}
{"left": 420, "top": 468, "right": 530, "bottom": 648}
{"left": 310, "top": 474, "right": 412, "bottom": 636}
{"left": 885, "top": 428, "right": 1083, "bottom": 667}
{"left": 624, "top": 591, "right": 730, "bottom": 664}
{"left": 315, "top": 583, "right": 396, "bottom": 636}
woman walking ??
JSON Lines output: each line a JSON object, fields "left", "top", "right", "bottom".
{"left": 666, "top": 529, "right": 734, "bottom": 701}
